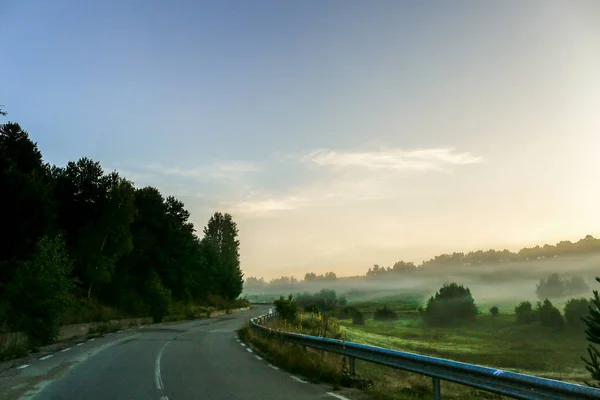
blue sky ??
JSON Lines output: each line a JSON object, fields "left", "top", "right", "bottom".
{"left": 2, "top": 1, "right": 599, "bottom": 279}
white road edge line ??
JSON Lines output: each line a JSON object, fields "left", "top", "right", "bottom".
{"left": 88, "top": 338, "right": 95, "bottom": 342}
{"left": 155, "top": 342, "right": 170, "bottom": 390}
{"left": 246, "top": 348, "right": 253, "bottom": 353}
{"left": 255, "top": 355, "right": 263, "bottom": 360}
{"left": 39, "top": 355, "right": 53, "bottom": 361}
{"left": 326, "top": 392, "right": 350, "bottom": 400}
{"left": 290, "top": 375, "right": 308, "bottom": 383}
{"left": 241, "top": 343, "right": 246, "bottom": 347}
{"left": 76, "top": 343, "right": 83, "bottom": 346}
{"left": 269, "top": 364, "right": 279, "bottom": 370}
{"left": 17, "top": 364, "right": 29, "bottom": 370}
{"left": 60, "top": 347, "right": 71, "bottom": 352}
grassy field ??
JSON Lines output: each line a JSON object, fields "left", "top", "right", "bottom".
{"left": 338, "top": 295, "right": 590, "bottom": 384}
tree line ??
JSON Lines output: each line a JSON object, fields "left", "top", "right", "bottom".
{"left": 0, "top": 114, "right": 244, "bottom": 346}
{"left": 368, "top": 235, "right": 600, "bottom": 278}
{"left": 244, "top": 235, "right": 600, "bottom": 289}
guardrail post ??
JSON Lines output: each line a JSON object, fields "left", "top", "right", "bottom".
{"left": 432, "top": 377, "right": 441, "bottom": 400}
{"left": 349, "top": 357, "right": 356, "bottom": 376}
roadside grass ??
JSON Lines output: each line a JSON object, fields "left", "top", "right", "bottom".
{"left": 237, "top": 320, "right": 347, "bottom": 387}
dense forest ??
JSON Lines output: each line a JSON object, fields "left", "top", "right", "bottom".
{"left": 245, "top": 235, "right": 600, "bottom": 289}
{"left": 0, "top": 111, "right": 244, "bottom": 345}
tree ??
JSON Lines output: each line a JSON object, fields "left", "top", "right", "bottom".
{"left": 536, "top": 273, "right": 565, "bottom": 299}
{"left": 53, "top": 158, "right": 123, "bottom": 298}
{"left": 490, "top": 306, "right": 499, "bottom": 317}
{"left": 0, "top": 123, "right": 55, "bottom": 296}
{"left": 515, "top": 301, "right": 535, "bottom": 324}
{"left": 536, "top": 299, "right": 564, "bottom": 328}
{"left": 565, "top": 276, "right": 590, "bottom": 297}
{"left": 583, "top": 277, "right": 600, "bottom": 387}
{"left": 274, "top": 294, "right": 298, "bottom": 322}
{"left": 564, "top": 298, "right": 591, "bottom": 328}
{"left": 202, "top": 212, "right": 244, "bottom": 301}
{"left": 3, "top": 235, "right": 74, "bottom": 347}
{"left": 423, "top": 283, "right": 478, "bottom": 326}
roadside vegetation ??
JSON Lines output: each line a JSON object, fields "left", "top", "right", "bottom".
{"left": 243, "top": 278, "right": 600, "bottom": 399}
{"left": 0, "top": 111, "right": 246, "bottom": 356}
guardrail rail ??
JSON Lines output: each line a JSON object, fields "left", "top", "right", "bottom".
{"left": 250, "top": 312, "right": 600, "bottom": 400}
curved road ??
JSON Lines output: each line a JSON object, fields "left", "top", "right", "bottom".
{"left": 1, "top": 306, "right": 357, "bottom": 400}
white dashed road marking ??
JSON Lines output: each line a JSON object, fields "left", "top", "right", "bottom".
{"left": 76, "top": 343, "right": 83, "bottom": 346}
{"left": 269, "top": 364, "right": 279, "bottom": 370}
{"left": 60, "top": 347, "right": 71, "bottom": 352}
{"left": 246, "top": 348, "right": 253, "bottom": 353}
{"left": 290, "top": 375, "right": 308, "bottom": 383}
{"left": 326, "top": 392, "right": 350, "bottom": 400}
{"left": 255, "top": 355, "right": 263, "bottom": 360}
{"left": 241, "top": 343, "right": 246, "bottom": 347}
{"left": 88, "top": 338, "right": 95, "bottom": 342}
{"left": 39, "top": 355, "right": 53, "bottom": 361}
{"left": 159, "top": 396, "right": 169, "bottom": 400}
{"left": 17, "top": 364, "right": 29, "bottom": 370}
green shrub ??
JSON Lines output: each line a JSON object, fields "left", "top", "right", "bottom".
{"left": 274, "top": 294, "right": 298, "bottom": 322}
{"left": 351, "top": 310, "right": 365, "bottom": 325}
{"left": 338, "top": 306, "right": 358, "bottom": 320}
{"left": 3, "top": 235, "right": 75, "bottom": 347}
{"left": 423, "top": 283, "right": 477, "bottom": 326}
{"left": 515, "top": 301, "right": 535, "bottom": 324}
{"left": 490, "top": 306, "right": 499, "bottom": 317}
{"left": 564, "top": 298, "right": 591, "bottom": 328}
{"left": 305, "top": 304, "right": 320, "bottom": 314}
{"left": 373, "top": 305, "right": 397, "bottom": 321}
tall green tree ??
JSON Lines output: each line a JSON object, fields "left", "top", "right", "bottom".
{"left": 203, "top": 212, "right": 244, "bottom": 301}
{"left": 0, "top": 123, "right": 55, "bottom": 295}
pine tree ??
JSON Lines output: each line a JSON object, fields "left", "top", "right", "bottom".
{"left": 583, "top": 277, "right": 600, "bottom": 387}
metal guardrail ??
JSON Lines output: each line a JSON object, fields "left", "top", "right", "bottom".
{"left": 250, "top": 312, "right": 600, "bottom": 400}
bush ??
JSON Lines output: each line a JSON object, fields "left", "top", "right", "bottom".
{"left": 515, "top": 301, "right": 535, "bottom": 324}
{"left": 351, "top": 310, "right": 365, "bottom": 325}
{"left": 274, "top": 294, "right": 298, "bottom": 322}
{"left": 3, "top": 235, "right": 75, "bottom": 347}
{"left": 564, "top": 298, "right": 591, "bottom": 328}
{"left": 374, "top": 305, "right": 398, "bottom": 321}
{"left": 490, "top": 306, "right": 499, "bottom": 317}
{"left": 423, "top": 283, "right": 477, "bottom": 326}
{"left": 338, "top": 306, "right": 358, "bottom": 320}
{"left": 145, "top": 273, "right": 171, "bottom": 323}
{"left": 304, "top": 304, "right": 319, "bottom": 314}
{"left": 536, "top": 299, "right": 564, "bottom": 329}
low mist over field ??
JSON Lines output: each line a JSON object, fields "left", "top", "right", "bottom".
{"left": 244, "top": 237, "right": 600, "bottom": 310}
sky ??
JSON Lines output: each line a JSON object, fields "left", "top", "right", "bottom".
{"left": 1, "top": 1, "right": 599, "bottom": 280}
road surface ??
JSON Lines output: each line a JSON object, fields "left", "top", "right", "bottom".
{"left": 0, "top": 306, "right": 359, "bottom": 400}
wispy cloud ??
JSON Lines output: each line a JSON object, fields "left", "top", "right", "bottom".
{"left": 140, "top": 161, "right": 261, "bottom": 181}
{"left": 227, "top": 196, "right": 310, "bottom": 215}
{"left": 300, "top": 147, "right": 483, "bottom": 172}
{"left": 229, "top": 146, "right": 483, "bottom": 216}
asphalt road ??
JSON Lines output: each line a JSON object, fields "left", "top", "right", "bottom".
{"left": 0, "top": 306, "right": 358, "bottom": 400}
